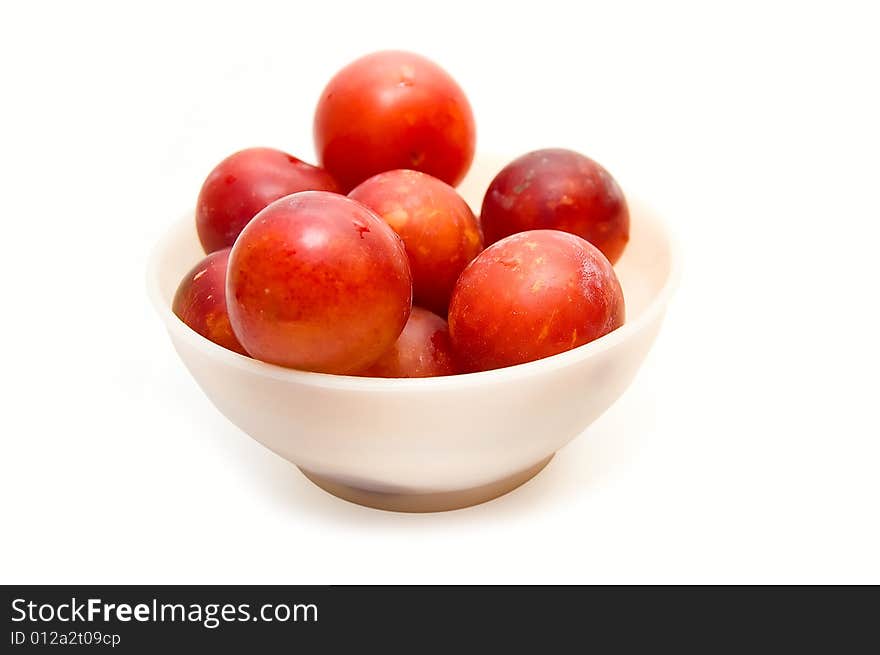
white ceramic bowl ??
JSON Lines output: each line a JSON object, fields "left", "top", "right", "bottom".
{"left": 148, "top": 155, "right": 679, "bottom": 512}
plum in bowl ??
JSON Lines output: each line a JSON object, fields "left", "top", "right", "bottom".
{"left": 147, "top": 154, "right": 679, "bottom": 512}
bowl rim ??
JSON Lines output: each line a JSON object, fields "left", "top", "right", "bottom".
{"left": 147, "top": 200, "right": 681, "bottom": 392}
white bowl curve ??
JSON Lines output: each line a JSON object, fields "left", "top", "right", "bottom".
{"left": 147, "top": 155, "right": 679, "bottom": 512}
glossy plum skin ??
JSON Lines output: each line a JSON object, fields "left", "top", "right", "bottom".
{"left": 172, "top": 248, "right": 247, "bottom": 356}
{"left": 349, "top": 169, "right": 483, "bottom": 315}
{"left": 360, "top": 307, "right": 457, "bottom": 378}
{"left": 226, "top": 191, "right": 412, "bottom": 374}
{"left": 314, "top": 51, "right": 476, "bottom": 192}
{"left": 480, "top": 149, "right": 629, "bottom": 264}
{"left": 196, "top": 147, "right": 340, "bottom": 253}
{"left": 448, "top": 230, "right": 625, "bottom": 372}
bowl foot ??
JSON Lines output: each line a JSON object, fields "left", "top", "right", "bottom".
{"left": 299, "top": 455, "right": 554, "bottom": 513}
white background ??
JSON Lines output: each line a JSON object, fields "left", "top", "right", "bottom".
{"left": 2, "top": 0, "right": 878, "bottom": 584}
